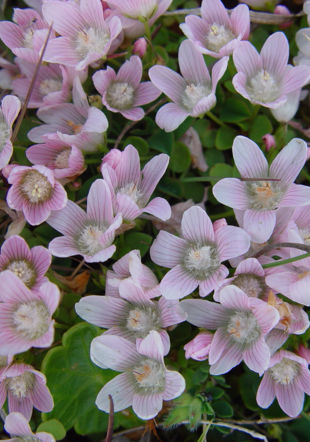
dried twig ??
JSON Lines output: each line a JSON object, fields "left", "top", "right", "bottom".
{"left": 105, "top": 395, "right": 114, "bottom": 442}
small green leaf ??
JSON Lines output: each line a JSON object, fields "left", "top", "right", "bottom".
{"left": 215, "top": 126, "right": 237, "bottom": 150}
{"left": 149, "top": 130, "right": 173, "bottom": 154}
{"left": 219, "top": 97, "right": 252, "bottom": 123}
{"left": 170, "top": 141, "right": 191, "bottom": 173}
{"left": 122, "top": 232, "right": 153, "bottom": 258}
{"left": 209, "top": 163, "right": 233, "bottom": 179}
{"left": 37, "top": 419, "right": 66, "bottom": 440}
{"left": 249, "top": 115, "right": 273, "bottom": 143}
{"left": 212, "top": 400, "right": 233, "bottom": 418}
{"left": 123, "top": 136, "right": 149, "bottom": 156}
{"left": 239, "top": 372, "right": 260, "bottom": 411}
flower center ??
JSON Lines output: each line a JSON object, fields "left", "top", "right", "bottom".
{"left": 246, "top": 180, "right": 285, "bottom": 211}
{"left": 106, "top": 82, "right": 135, "bottom": 110}
{"left": 117, "top": 182, "right": 144, "bottom": 206}
{"left": 183, "top": 244, "right": 220, "bottom": 280}
{"left": 7, "top": 371, "right": 35, "bottom": 399}
{"left": 299, "top": 228, "right": 310, "bottom": 245}
{"left": 0, "top": 111, "right": 10, "bottom": 152}
{"left": 269, "top": 358, "right": 300, "bottom": 385}
{"left": 132, "top": 358, "right": 165, "bottom": 393}
{"left": 76, "top": 223, "right": 107, "bottom": 256}
{"left": 247, "top": 70, "right": 281, "bottom": 103}
{"left": 54, "top": 148, "right": 71, "bottom": 169}
{"left": 23, "top": 27, "right": 34, "bottom": 49}
{"left": 75, "top": 27, "right": 110, "bottom": 59}
{"left": 39, "top": 78, "right": 62, "bottom": 96}
{"left": 13, "top": 300, "right": 50, "bottom": 340}
{"left": 233, "top": 274, "right": 265, "bottom": 298}
{"left": 20, "top": 170, "right": 53, "bottom": 204}
{"left": 66, "top": 120, "right": 83, "bottom": 134}
{"left": 6, "top": 259, "right": 36, "bottom": 288}
{"left": 126, "top": 306, "right": 161, "bottom": 338}
{"left": 227, "top": 310, "right": 260, "bottom": 346}
{"left": 181, "top": 83, "right": 211, "bottom": 111}
{"left": 205, "top": 23, "right": 235, "bottom": 52}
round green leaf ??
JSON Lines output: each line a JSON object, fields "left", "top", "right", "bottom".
{"left": 123, "top": 136, "right": 149, "bottom": 156}
{"left": 170, "top": 141, "right": 191, "bottom": 173}
{"left": 37, "top": 419, "right": 66, "bottom": 440}
{"left": 215, "top": 126, "right": 237, "bottom": 150}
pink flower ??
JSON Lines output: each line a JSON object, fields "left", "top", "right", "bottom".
{"left": 76, "top": 278, "right": 186, "bottom": 355}
{"left": 256, "top": 350, "right": 310, "bottom": 417}
{"left": 3, "top": 412, "right": 55, "bottom": 442}
{"left": 0, "top": 235, "right": 51, "bottom": 290}
{"left": 42, "top": 0, "right": 122, "bottom": 70}
{"left": 133, "top": 37, "right": 147, "bottom": 57}
{"left": 105, "top": 249, "right": 160, "bottom": 298}
{"left": 106, "top": 0, "right": 172, "bottom": 39}
{"left": 27, "top": 78, "right": 108, "bottom": 152}
{"left": 26, "top": 139, "right": 85, "bottom": 182}
{"left": 150, "top": 206, "right": 250, "bottom": 299}
{"left": 0, "top": 95, "right": 21, "bottom": 169}
{"left": 184, "top": 332, "right": 213, "bottom": 361}
{"left": 101, "top": 144, "right": 171, "bottom": 221}
{"left": 90, "top": 331, "right": 185, "bottom": 420}
{"left": 180, "top": 127, "right": 208, "bottom": 172}
{"left": 233, "top": 32, "right": 310, "bottom": 108}
{"left": 213, "top": 136, "right": 310, "bottom": 243}
{"left": 93, "top": 55, "right": 160, "bottom": 121}
{"left": 0, "top": 271, "right": 59, "bottom": 356}
{"left": 181, "top": 285, "right": 279, "bottom": 374}
{"left": 7, "top": 164, "right": 67, "bottom": 226}
{"left": 47, "top": 179, "right": 122, "bottom": 263}
{"left": 0, "top": 363, "right": 53, "bottom": 420}
{"left": 262, "top": 133, "right": 275, "bottom": 151}
{"left": 149, "top": 40, "right": 228, "bottom": 132}
{"left": 180, "top": 0, "right": 250, "bottom": 58}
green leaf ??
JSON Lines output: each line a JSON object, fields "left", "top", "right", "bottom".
{"left": 170, "top": 141, "right": 191, "bottom": 173}
{"left": 249, "top": 115, "right": 273, "bottom": 143}
{"left": 123, "top": 136, "right": 149, "bottom": 156}
{"left": 205, "top": 387, "right": 224, "bottom": 401}
{"left": 239, "top": 372, "right": 260, "bottom": 411}
{"left": 37, "top": 419, "right": 66, "bottom": 440}
{"left": 215, "top": 126, "right": 237, "bottom": 150}
{"left": 219, "top": 97, "right": 252, "bottom": 123}
{"left": 42, "top": 323, "right": 140, "bottom": 434}
{"left": 122, "top": 232, "right": 153, "bottom": 258}
{"left": 149, "top": 130, "right": 173, "bottom": 154}
{"left": 212, "top": 400, "right": 233, "bottom": 418}
{"left": 209, "top": 163, "right": 233, "bottom": 179}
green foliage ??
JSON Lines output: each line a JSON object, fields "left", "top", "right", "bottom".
{"left": 249, "top": 115, "right": 273, "bottom": 143}
{"left": 37, "top": 419, "right": 66, "bottom": 440}
{"left": 215, "top": 126, "right": 237, "bottom": 150}
{"left": 170, "top": 141, "right": 191, "bottom": 172}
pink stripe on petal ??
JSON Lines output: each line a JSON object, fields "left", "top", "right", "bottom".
{"left": 80, "top": 0, "right": 106, "bottom": 31}
{"left": 209, "top": 340, "right": 242, "bottom": 375}
{"left": 31, "top": 246, "right": 51, "bottom": 277}
{"left": 216, "top": 225, "right": 250, "bottom": 261}
{"left": 199, "top": 265, "right": 229, "bottom": 297}
{"left": 1, "top": 235, "right": 31, "bottom": 260}
{"left": 149, "top": 66, "right": 186, "bottom": 103}
{"left": 243, "top": 339, "right": 271, "bottom": 374}
{"left": 48, "top": 236, "right": 79, "bottom": 258}
{"left": 30, "top": 379, "right": 53, "bottom": 412}
{"left": 191, "top": 94, "right": 216, "bottom": 117}
{"left": 275, "top": 382, "right": 304, "bottom": 417}
{"left": 96, "top": 372, "right": 134, "bottom": 413}
{"left": 180, "top": 298, "right": 228, "bottom": 329}
{"left": 87, "top": 179, "right": 113, "bottom": 224}
{"left": 43, "top": 37, "right": 81, "bottom": 66}
{"left": 132, "top": 392, "right": 163, "bottom": 420}
{"left": 143, "top": 197, "right": 171, "bottom": 221}
{"left": 232, "top": 136, "right": 268, "bottom": 178}
{"left": 116, "top": 145, "right": 140, "bottom": 188}
{"left": 4, "top": 412, "right": 32, "bottom": 436}
{"left": 243, "top": 209, "right": 276, "bottom": 243}
{"left": 116, "top": 193, "right": 141, "bottom": 221}
{"left": 252, "top": 301, "right": 280, "bottom": 334}
{"left": 136, "top": 331, "right": 164, "bottom": 360}
{"left": 160, "top": 265, "right": 198, "bottom": 299}
{"left": 39, "top": 282, "right": 60, "bottom": 315}
{"left": 90, "top": 335, "right": 138, "bottom": 371}
{"left": 261, "top": 32, "right": 289, "bottom": 76}
{"left": 235, "top": 258, "right": 264, "bottom": 276}
{"left": 75, "top": 295, "right": 127, "bottom": 327}
{"left": 211, "top": 56, "right": 229, "bottom": 90}
{"left": 134, "top": 82, "right": 161, "bottom": 106}
{"left": 163, "top": 371, "right": 185, "bottom": 400}
{"left": 117, "top": 55, "right": 142, "bottom": 88}
{"left": 120, "top": 107, "right": 144, "bottom": 121}
{"left": 85, "top": 245, "right": 116, "bottom": 263}
{"left": 0, "top": 271, "right": 34, "bottom": 303}
{"left": 179, "top": 39, "right": 210, "bottom": 84}
{"left": 256, "top": 373, "right": 275, "bottom": 409}
{"left": 208, "top": 327, "right": 231, "bottom": 365}
{"left": 155, "top": 103, "right": 189, "bottom": 132}
{"left": 201, "top": 0, "right": 230, "bottom": 26}
{"left": 233, "top": 41, "right": 262, "bottom": 78}
{"left": 8, "top": 394, "right": 32, "bottom": 420}
{"left": 159, "top": 297, "right": 187, "bottom": 327}
{"left": 140, "top": 153, "right": 169, "bottom": 201}
{"left": 150, "top": 230, "right": 187, "bottom": 268}
{"left": 1, "top": 95, "right": 21, "bottom": 126}
{"left": 42, "top": 2, "right": 84, "bottom": 37}
{"left": 47, "top": 200, "right": 86, "bottom": 236}
{"left": 280, "top": 183, "right": 310, "bottom": 208}
{"left": 181, "top": 206, "right": 214, "bottom": 243}
{"left": 93, "top": 67, "right": 116, "bottom": 95}
{"left": 230, "top": 4, "right": 250, "bottom": 38}
{"left": 212, "top": 178, "right": 249, "bottom": 210}
{"left": 270, "top": 138, "right": 307, "bottom": 183}
{"left": 283, "top": 65, "right": 310, "bottom": 94}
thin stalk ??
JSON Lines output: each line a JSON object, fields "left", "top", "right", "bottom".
{"left": 206, "top": 111, "right": 225, "bottom": 127}
{"left": 262, "top": 252, "right": 310, "bottom": 269}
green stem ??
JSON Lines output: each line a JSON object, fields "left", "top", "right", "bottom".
{"left": 206, "top": 111, "right": 225, "bottom": 127}
{"left": 181, "top": 176, "right": 226, "bottom": 183}
{"left": 262, "top": 252, "right": 310, "bottom": 269}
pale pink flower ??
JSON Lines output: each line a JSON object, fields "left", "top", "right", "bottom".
{"left": 93, "top": 55, "right": 160, "bottom": 121}
{"left": 180, "top": 127, "right": 208, "bottom": 172}
{"left": 149, "top": 40, "right": 228, "bottom": 132}
{"left": 76, "top": 278, "right": 186, "bottom": 355}
{"left": 106, "top": 0, "right": 172, "bottom": 39}
{"left": 133, "top": 38, "right": 147, "bottom": 57}
{"left": 0, "top": 95, "right": 21, "bottom": 169}
{"left": 297, "top": 344, "right": 310, "bottom": 364}
{"left": 0, "top": 235, "right": 51, "bottom": 290}
{"left": 90, "top": 331, "right": 185, "bottom": 420}
{"left": 271, "top": 89, "right": 303, "bottom": 123}
{"left": 256, "top": 350, "right": 310, "bottom": 417}
{"left": 181, "top": 285, "right": 279, "bottom": 374}
{"left": 105, "top": 249, "right": 160, "bottom": 298}
{"left": 213, "top": 136, "right": 310, "bottom": 243}
{"left": 0, "top": 8, "right": 50, "bottom": 60}
{"left": 47, "top": 179, "right": 122, "bottom": 263}
{"left": 180, "top": 0, "right": 250, "bottom": 58}
{"left": 0, "top": 57, "right": 19, "bottom": 90}
{"left": 0, "top": 271, "right": 59, "bottom": 356}
{"left": 262, "top": 133, "right": 275, "bottom": 151}
{"left": 42, "top": 0, "right": 122, "bottom": 70}
{"left": 27, "top": 77, "right": 108, "bottom": 152}
{"left": 26, "top": 139, "right": 85, "bottom": 182}
{"left": 0, "top": 363, "right": 53, "bottom": 420}
{"left": 7, "top": 164, "right": 67, "bottom": 226}
{"left": 233, "top": 32, "right": 310, "bottom": 108}
{"left": 101, "top": 144, "right": 171, "bottom": 221}
{"left": 150, "top": 206, "right": 250, "bottom": 299}
{"left": 184, "top": 332, "right": 213, "bottom": 361}
{"left": 3, "top": 412, "right": 55, "bottom": 442}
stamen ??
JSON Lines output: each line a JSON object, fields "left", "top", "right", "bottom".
{"left": 233, "top": 274, "right": 265, "bottom": 298}
{"left": 269, "top": 358, "right": 300, "bottom": 385}
{"left": 227, "top": 310, "right": 260, "bottom": 345}
{"left": 0, "top": 112, "right": 10, "bottom": 152}
{"left": 247, "top": 69, "right": 281, "bottom": 103}
{"left": 106, "top": 82, "right": 135, "bottom": 110}
{"left": 181, "top": 83, "right": 211, "bottom": 111}
{"left": 76, "top": 223, "right": 107, "bottom": 256}
{"left": 205, "top": 23, "right": 235, "bottom": 52}
{"left": 7, "top": 371, "right": 35, "bottom": 399}
{"left": 13, "top": 300, "right": 50, "bottom": 340}
{"left": 75, "top": 27, "right": 110, "bottom": 59}
{"left": 132, "top": 358, "right": 166, "bottom": 393}
{"left": 54, "top": 148, "right": 71, "bottom": 169}
{"left": 183, "top": 244, "right": 220, "bottom": 280}
{"left": 6, "top": 259, "right": 36, "bottom": 288}
{"left": 246, "top": 180, "right": 285, "bottom": 211}
{"left": 20, "top": 170, "right": 52, "bottom": 204}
